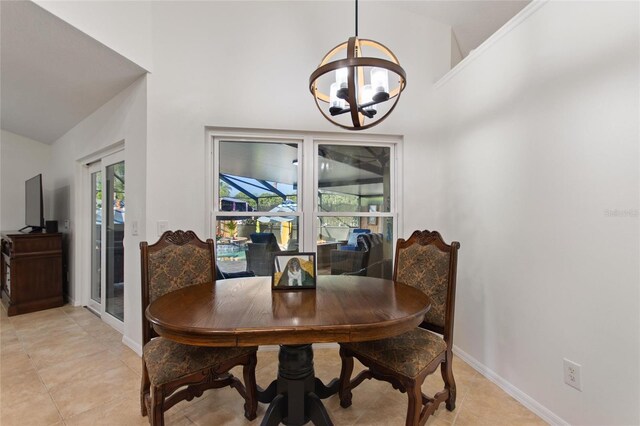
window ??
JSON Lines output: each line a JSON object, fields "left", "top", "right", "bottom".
{"left": 315, "top": 144, "right": 394, "bottom": 277}
{"left": 209, "top": 130, "right": 400, "bottom": 279}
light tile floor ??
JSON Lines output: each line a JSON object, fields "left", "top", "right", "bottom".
{"left": 0, "top": 305, "right": 546, "bottom": 425}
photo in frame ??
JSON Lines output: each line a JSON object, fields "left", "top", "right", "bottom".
{"left": 272, "top": 252, "right": 317, "bottom": 290}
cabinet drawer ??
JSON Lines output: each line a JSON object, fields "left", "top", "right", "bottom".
{"left": 6, "top": 235, "right": 62, "bottom": 255}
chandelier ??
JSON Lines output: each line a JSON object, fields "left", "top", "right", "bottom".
{"left": 309, "top": 0, "right": 407, "bottom": 131}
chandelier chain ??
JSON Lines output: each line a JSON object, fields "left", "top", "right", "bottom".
{"left": 355, "top": 0, "right": 358, "bottom": 37}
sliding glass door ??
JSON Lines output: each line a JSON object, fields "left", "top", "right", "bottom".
{"left": 86, "top": 151, "right": 125, "bottom": 329}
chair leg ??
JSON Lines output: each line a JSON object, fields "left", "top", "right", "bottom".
{"left": 441, "top": 352, "right": 457, "bottom": 411}
{"left": 405, "top": 380, "right": 422, "bottom": 426}
{"left": 338, "top": 346, "right": 354, "bottom": 408}
{"left": 242, "top": 353, "right": 258, "bottom": 421}
{"left": 140, "top": 357, "right": 150, "bottom": 417}
{"left": 149, "top": 386, "right": 165, "bottom": 426}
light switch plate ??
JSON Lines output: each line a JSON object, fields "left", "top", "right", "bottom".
{"left": 157, "top": 220, "right": 169, "bottom": 236}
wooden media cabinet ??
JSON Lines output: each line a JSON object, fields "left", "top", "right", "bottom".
{"left": 1, "top": 231, "right": 64, "bottom": 316}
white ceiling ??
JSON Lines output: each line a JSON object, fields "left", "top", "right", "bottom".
{"left": 0, "top": 1, "right": 147, "bottom": 144}
{"left": 0, "top": 1, "right": 529, "bottom": 145}
{"left": 394, "top": 0, "right": 531, "bottom": 56}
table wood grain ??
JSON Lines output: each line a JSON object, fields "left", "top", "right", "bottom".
{"left": 146, "top": 275, "right": 430, "bottom": 347}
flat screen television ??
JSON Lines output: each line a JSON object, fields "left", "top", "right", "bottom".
{"left": 22, "top": 174, "right": 44, "bottom": 233}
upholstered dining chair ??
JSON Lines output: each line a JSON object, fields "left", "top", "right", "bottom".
{"left": 338, "top": 230, "right": 460, "bottom": 426}
{"left": 140, "top": 230, "right": 258, "bottom": 425}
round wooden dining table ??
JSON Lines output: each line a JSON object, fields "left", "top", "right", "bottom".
{"left": 146, "top": 275, "right": 430, "bottom": 426}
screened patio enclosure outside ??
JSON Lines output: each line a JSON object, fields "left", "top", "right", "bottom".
{"left": 214, "top": 139, "right": 396, "bottom": 278}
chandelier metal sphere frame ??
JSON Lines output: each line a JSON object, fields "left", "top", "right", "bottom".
{"left": 309, "top": 1, "right": 407, "bottom": 131}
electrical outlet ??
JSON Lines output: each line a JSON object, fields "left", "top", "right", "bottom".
{"left": 157, "top": 220, "right": 169, "bottom": 236}
{"left": 564, "top": 358, "right": 582, "bottom": 391}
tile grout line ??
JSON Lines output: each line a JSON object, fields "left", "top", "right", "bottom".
{"left": 47, "top": 309, "right": 80, "bottom": 424}
{"left": 449, "top": 370, "right": 479, "bottom": 425}
{"left": 19, "top": 308, "right": 66, "bottom": 425}
{"left": 57, "top": 307, "right": 151, "bottom": 423}
{"left": 23, "top": 308, "right": 117, "bottom": 424}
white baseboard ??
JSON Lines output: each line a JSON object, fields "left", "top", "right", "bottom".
{"left": 453, "top": 345, "right": 567, "bottom": 426}
{"left": 123, "top": 335, "right": 142, "bottom": 356}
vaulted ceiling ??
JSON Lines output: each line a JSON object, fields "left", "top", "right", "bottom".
{"left": 395, "top": 1, "right": 530, "bottom": 56}
{"left": 0, "top": 1, "right": 147, "bottom": 144}
{"left": 0, "top": 0, "right": 529, "bottom": 145}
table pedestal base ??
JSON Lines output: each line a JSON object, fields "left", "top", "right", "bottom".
{"left": 258, "top": 344, "right": 339, "bottom": 426}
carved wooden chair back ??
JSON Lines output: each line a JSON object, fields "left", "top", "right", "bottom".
{"left": 393, "top": 230, "right": 460, "bottom": 344}
{"left": 140, "top": 230, "right": 216, "bottom": 345}
{"left": 338, "top": 230, "right": 461, "bottom": 425}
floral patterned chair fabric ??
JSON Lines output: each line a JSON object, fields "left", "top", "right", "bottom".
{"left": 140, "top": 230, "right": 258, "bottom": 425}
{"left": 395, "top": 242, "right": 450, "bottom": 329}
{"left": 147, "top": 243, "right": 213, "bottom": 303}
{"left": 340, "top": 328, "right": 446, "bottom": 379}
{"left": 338, "top": 230, "right": 460, "bottom": 426}
{"left": 144, "top": 338, "right": 256, "bottom": 387}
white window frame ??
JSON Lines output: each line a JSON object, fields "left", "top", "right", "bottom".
{"left": 205, "top": 128, "right": 402, "bottom": 256}
{"left": 312, "top": 137, "right": 398, "bottom": 248}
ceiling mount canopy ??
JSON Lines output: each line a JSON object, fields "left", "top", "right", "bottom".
{"left": 309, "top": 0, "right": 407, "bottom": 131}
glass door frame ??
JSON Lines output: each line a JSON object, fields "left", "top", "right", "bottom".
{"left": 86, "top": 161, "right": 102, "bottom": 315}
{"left": 84, "top": 150, "right": 125, "bottom": 333}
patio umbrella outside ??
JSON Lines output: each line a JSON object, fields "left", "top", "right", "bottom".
{"left": 257, "top": 201, "right": 297, "bottom": 224}
{"left": 257, "top": 201, "right": 297, "bottom": 248}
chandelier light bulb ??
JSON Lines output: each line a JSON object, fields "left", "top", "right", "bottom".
{"left": 335, "top": 68, "right": 349, "bottom": 100}
{"left": 361, "top": 85, "right": 376, "bottom": 116}
{"left": 329, "top": 82, "right": 346, "bottom": 115}
{"left": 336, "top": 68, "right": 348, "bottom": 88}
{"left": 371, "top": 67, "right": 390, "bottom": 102}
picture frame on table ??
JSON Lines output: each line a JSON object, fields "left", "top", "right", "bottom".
{"left": 272, "top": 252, "right": 317, "bottom": 290}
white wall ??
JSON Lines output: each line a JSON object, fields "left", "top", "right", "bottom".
{"left": 427, "top": 2, "right": 639, "bottom": 424}
{"left": 48, "top": 77, "right": 147, "bottom": 352}
{"left": 34, "top": 0, "right": 153, "bottom": 71}
{"left": 145, "top": 1, "right": 452, "bottom": 239}
{"left": 0, "top": 130, "right": 51, "bottom": 230}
